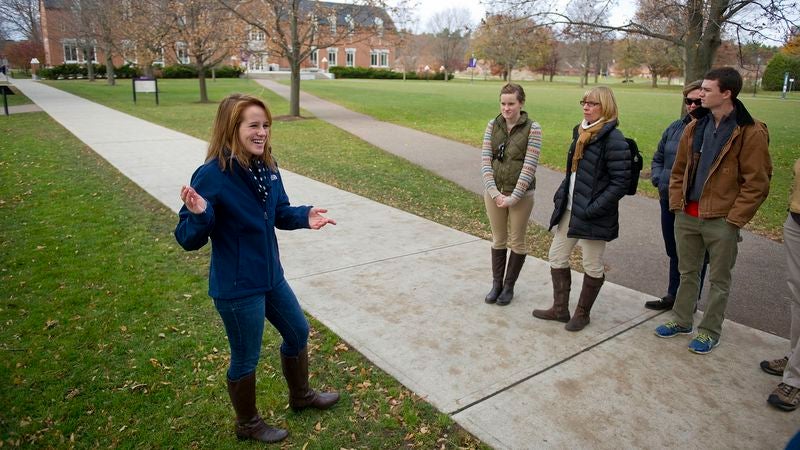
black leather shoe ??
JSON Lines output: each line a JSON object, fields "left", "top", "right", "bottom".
{"left": 644, "top": 296, "right": 674, "bottom": 310}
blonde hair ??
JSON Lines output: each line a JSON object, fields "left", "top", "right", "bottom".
{"left": 682, "top": 80, "right": 703, "bottom": 97}
{"left": 582, "top": 86, "right": 618, "bottom": 124}
{"left": 206, "top": 93, "right": 275, "bottom": 171}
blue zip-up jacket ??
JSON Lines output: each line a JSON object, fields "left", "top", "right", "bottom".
{"left": 651, "top": 114, "right": 692, "bottom": 199}
{"left": 175, "top": 158, "right": 311, "bottom": 300}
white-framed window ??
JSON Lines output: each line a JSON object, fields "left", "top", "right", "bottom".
{"left": 346, "top": 14, "right": 355, "bottom": 34}
{"left": 374, "top": 17, "right": 384, "bottom": 37}
{"left": 329, "top": 14, "right": 337, "bottom": 36}
{"left": 370, "top": 49, "right": 389, "bottom": 68}
{"left": 63, "top": 39, "right": 79, "bottom": 63}
{"left": 248, "top": 29, "right": 265, "bottom": 41}
{"left": 247, "top": 53, "right": 267, "bottom": 71}
{"left": 327, "top": 47, "right": 337, "bottom": 67}
{"left": 121, "top": 40, "right": 137, "bottom": 64}
{"left": 176, "top": 42, "right": 190, "bottom": 64}
{"left": 310, "top": 48, "right": 318, "bottom": 67}
{"left": 82, "top": 46, "right": 97, "bottom": 63}
{"left": 345, "top": 48, "right": 355, "bottom": 67}
{"left": 153, "top": 47, "right": 165, "bottom": 66}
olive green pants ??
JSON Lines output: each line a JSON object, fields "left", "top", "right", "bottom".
{"left": 672, "top": 213, "right": 740, "bottom": 340}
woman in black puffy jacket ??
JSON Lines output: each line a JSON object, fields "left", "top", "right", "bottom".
{"left": 533, "top": 86, "right": 630, "bottom": 331}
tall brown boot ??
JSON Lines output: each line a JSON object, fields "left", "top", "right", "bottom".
{"left": 496, "top": 251, "right": 526, "bottom": 306}
{"left": 485, "top": 248, "right": 507, "bottom": 304}
{"left": 227, "top": 372, "right": 288, "bottom": 443}
{"left": 532, "top": 268, "right": 572, "bottom": 322}
{"left": 281, "top": 346, "right": 340, "bottom": 411}
{"left": 565, "top": 274, "right": 604, "bottom": 332}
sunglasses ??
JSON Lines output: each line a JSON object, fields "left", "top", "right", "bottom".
{"left": 684, "top": 97, "right": 702, "bottom": 106}
{"left": 579, "top": 100, "right": 600, "bottom": 107}
{"left": 494, "top": 142, "right": 507, "bottom": 162}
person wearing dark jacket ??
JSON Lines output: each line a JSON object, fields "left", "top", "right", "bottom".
{"left": 481, "top": 83, "right": 542, "bottom": 306}
{"left": 533, "top": 86, "right": 630, "bottom": 331}
{"left": 175, "top": 94, "right": 339, "bottom": 443}
{"left": 655, "top": 67, "right": 772, "bottom": 354}
{"left": 645, "top": 80, "right": 709, "bottom": 311}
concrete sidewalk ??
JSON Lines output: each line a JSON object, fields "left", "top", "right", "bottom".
{"left": 11, "top": 78, "right": 798, "bottom": 449}
{"left": 254, "top": 79, "right": 791, "bottom": 339}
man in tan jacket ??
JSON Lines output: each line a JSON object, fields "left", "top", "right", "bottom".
{"left": 760, "top": 158, "right": 800, "bottom": 411}
{"left": 654, "top": 67, "right": 772, "bottom": 354}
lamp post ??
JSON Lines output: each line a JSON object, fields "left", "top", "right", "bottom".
{"left": 424, "top": 65, "right": 430, "bottom": 81}
{"left": 321, "top": 57, "right": 328, "bottom": 73}
{"left": 440, "top": 65, "right": 446, "bottom": 81}
{"left": 30, "top": 57, "right": 40, "bottom": 80}
{"left": 753, "top": 56, "right": 761, "bottom": 97}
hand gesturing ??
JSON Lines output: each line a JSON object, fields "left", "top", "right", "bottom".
{"left": 308, "top": 207, "right": 336, "bottom": 230}
{"left": 180, "top": 185, "right": 207, "bottom": 214}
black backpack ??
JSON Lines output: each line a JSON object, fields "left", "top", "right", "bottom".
{"left": 625, "top": 138, "right": 643, "bottom": 195}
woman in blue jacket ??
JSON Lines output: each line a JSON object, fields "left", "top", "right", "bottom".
{"left": 533, "top": 86, "right": 630, "bottom": 331}
{"left": 644, "top": 80, "right": 708, "bottom": 311}
{"left": 175, "top": 94, "right": 338, "bottom": 443}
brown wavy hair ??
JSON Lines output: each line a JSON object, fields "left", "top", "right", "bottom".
{"left": 206, "top": 93, "right": 275, "bottom": 171}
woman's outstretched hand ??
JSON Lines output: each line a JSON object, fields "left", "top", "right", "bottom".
{"left": 180, "top": 185, "right": 207, "bottom": 214}
{"left": 308, "top": 208, "right": 336, "bottom": 230}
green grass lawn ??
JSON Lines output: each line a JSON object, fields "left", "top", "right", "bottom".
{"left": 0, "top": 109, "right": 489, "bottom": 447}
{"left": 295, "top": 78, "right": 800, "bottom": 237}
{"left": 0, "top": 83, "right": 33, "bottom": 107}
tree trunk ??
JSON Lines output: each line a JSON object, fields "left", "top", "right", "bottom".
{"left": 85, "top": 49, "right": 95, "bottom": 81}
{"left": 105, "top": 53, "right": 115, "bottom": 86}
{"left": 651, "top": 72, "right": 657, "bottom": 88}
{"left": 290, "top": 59, "right": 301, "bottom": 117}
{"left": 198, "top": 64, "right": 209, "bottom": 103}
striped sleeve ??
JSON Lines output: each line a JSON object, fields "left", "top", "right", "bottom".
{"left": 506, "top": 121, "right": 542, "bottom": 205}
{"left": 481, "top": 120, "right": 501, "bottom": 198}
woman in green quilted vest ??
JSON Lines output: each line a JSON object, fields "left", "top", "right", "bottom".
{"left": 481, "top": 83, "right": 542, "bottom": 306}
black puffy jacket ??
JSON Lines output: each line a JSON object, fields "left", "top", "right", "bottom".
{"left": 549, "top": 120, "right": 631, "bottom": 242}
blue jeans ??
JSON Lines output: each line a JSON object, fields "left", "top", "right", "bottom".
{"left": 213, "top": 278, "right": 309, "bottom": 381}
{"left": 660, "top": 197, "right": 708, "bottom": 298}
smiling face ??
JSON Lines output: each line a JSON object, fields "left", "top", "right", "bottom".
{"left": 500, "top": 93, "right": 523, "bottom": 124}
{"left": 238, "top": 105, "right": 269, "bottom": 157}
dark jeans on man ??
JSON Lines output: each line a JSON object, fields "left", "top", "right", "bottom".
{"left": 213, "top": 278, "right": 309, "bottom": 381}
{"left": 660, "top": 196, "right": 708, "bottom": 299}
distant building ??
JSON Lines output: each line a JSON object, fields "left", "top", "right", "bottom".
{"left": 39, "top": 0, "right": 398, "bottom": 75}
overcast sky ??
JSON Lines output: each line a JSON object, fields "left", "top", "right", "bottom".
{"left": 405, "top": 0, "right": 636, "bottom": 32}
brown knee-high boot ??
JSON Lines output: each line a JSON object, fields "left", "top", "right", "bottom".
{"left": 496, "top": 251, "right": 526, "bottom": 306}
{"left": 485, "top": 248, "right": 507, "bottom": 304}
{"left": 280, "top": 346, "right": 340, "bottom": 411}
{"left": 565, "top": 274, "right": 604, "bottom": 332}
{"left": 532, "top": 268, "right": 572, "bottom": 322}
{"left": 227, "top": 372, "right": 288, "bottom": 443}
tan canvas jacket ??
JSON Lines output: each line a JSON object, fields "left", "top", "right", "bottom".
{"left": 668, "top": 100, "right": 772, "bottom": 228}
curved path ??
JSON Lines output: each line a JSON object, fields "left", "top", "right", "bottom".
{"left": 256, "top": 79, "right": 790, "bottom": 338}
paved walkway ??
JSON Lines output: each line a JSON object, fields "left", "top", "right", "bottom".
{"left": 254, "top": 79, "right": 792, "bottom": 339}
{"left": 11, "top": 78, "right": 798, "bottom": 449}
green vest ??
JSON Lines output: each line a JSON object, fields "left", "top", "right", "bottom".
{"left": 490, "top": 112, "right": 535, "bottom": 195}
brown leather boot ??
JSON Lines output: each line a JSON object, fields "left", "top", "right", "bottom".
{"left": 227, "top": 372, "right": 288, "bottom": 443}
{"left": 532, "top": 268, "right": 572, "bottom": 322}
{"left": 496, "top": 251, "right": 526, "bottom": 306}
{"left": 565, "top": 274, "right": 604, "bottom": 332}
{"left": 485, "top": 248, "right": 507, "bottom": 304}
{"left": 281, "top": 347, "right": 340, "bottom": 411}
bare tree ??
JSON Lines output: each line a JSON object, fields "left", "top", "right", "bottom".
{"left": 0, "top": 0, "right": 40, "bottom": 42}
{"left": 427, "top": 7, "right": 471, "bottom": 81}
{"left": 120, "top": 0, "right": 177, "bottom": 78}
{"left": 62, "top": 0, "right": 100, "bottom": 81}
{"left": 219, "top": 0, "right": 400, "bottom": 117}
{"left": 561, "top": 0, "right": 612, "bottom": 87}
{"left": 171, "top": 0, "right": 244, "bottom": 103}
{"left": 498, "top": 0, "right": 799, "bottom": 84}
